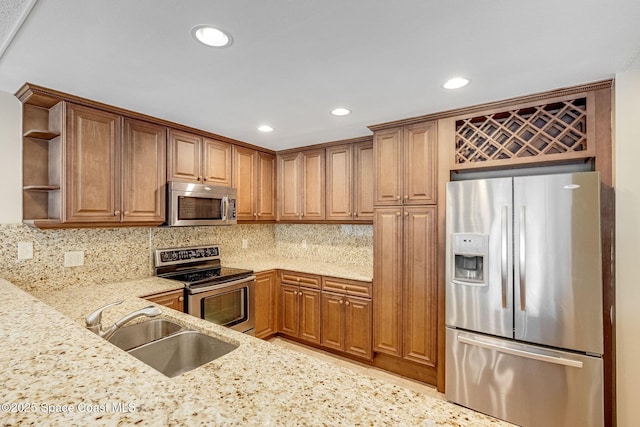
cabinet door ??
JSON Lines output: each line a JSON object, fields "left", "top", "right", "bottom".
{"left": 65, "top": 104, "right": 121, "bottom": 223}
{"left": 373, "top": 207, "right": 403, "bottom": 356}
{"left": 299, "top": 287, "right": 321, "bottom": 344}
{"left": 279, "top": 284, "right": 299, "bottom": 337}
{"left": 278, "top": 152, "right": 301, "bottom": 220}
{"left": 168, "top": 129, "right": 201, "bottom": 182}
{"left": 121, "top": 118, "right": 166, "bottom": 223}
{"left": 321, "top": 292, "right": 345, "bottom": 351}
{"left": 403, "top": 206, "right": 438, "bottom": 366}
{"left": 301, "top": 149, "right": 325, "bottom": 220}
{"left": 256, "top": 152, "right": 277, "bottom": 221}
{"left": 345, "top": 296, "right": 372, "bottom": 360}
{"left": 203, "top": 138, "right": 232, "bottom": 186}
{"left": 254, "top": 271, "right": 277, "bottom": 339}
{"left": 143, "top": 289, "right": 184, "bottom": 312}
{"left": 354, "top": 140, "right": 374, "bottom": 220}
{"left": 374, "top": 128, "right": 402, "bottom": 205}
{"left": 404, "top": 122, "right": 437, "bottom": 204}
{"left": 233, "top": 146, "right": 257, "bottom": 220}
{"left": 325, "top": 145, "right": 352, "bottom": 221}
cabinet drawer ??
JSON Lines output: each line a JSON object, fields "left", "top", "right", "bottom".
{"left": 280, "top": 270, "right": 321, "bottom": 289}
{"left": 322, "top": 277, "right": 372, "bottom": 298}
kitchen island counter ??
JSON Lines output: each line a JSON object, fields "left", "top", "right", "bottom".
{"left": 1, "top": 277, "right": 510, "bottom": 426}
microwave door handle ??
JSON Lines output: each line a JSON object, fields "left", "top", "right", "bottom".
{"left": 221, "top": 196, "right": 228, "bottom": 222}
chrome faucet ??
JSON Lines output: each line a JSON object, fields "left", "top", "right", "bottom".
{"left": 86, "top": 300, "right": 162, "bottom": 341}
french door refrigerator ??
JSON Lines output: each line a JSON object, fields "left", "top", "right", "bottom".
{"left": 445, "top": 171, "right": 603, "bottom": 427}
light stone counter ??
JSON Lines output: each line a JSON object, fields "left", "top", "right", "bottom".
{"left": 1, "top": 277, "right": 511, "bottom": 426}
{"left": 225, "top": 256, "right": 373, "bottom": 282}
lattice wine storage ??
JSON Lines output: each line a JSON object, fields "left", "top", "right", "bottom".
{"left": 454, "top": 96, "right": 593, "bottom": 169}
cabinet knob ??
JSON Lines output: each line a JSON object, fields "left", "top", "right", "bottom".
{"left": 354, "top": 213, "right": 358, "bottom": 217}
{"left": 347, "top": 212, "right": 351, "bottom": 216}
{"left": 114, "top": 210, "right": 121, "bottom": 216}
{"left": 294, "top": 291, "right": 298, "bottom": 295}
{"left": 203, "top": 177, "right": 207, "bottom": 182}
{"left": 257, "top": 213, "right": 261, "bottom": 217}
{"left": 124, "top": 211, "right": 129, "bottom": 216}
{"left": 296, "top": 278, "right": 300, "bottom": 282}
{"left": 339, "top": 299, "right": 343, "bottom": 304}
{"left": 342, "top": 285, "right": 346, "bottom": 290}
{"left": 345, "top": 301, "right": 350, "bottom": 306}
{"left": 178, "top": 296, "right": 184, "bottom": 302}
{"left": 198, "top": 176, "right": 202, "bottom": 182}
{"left": 404, "top": 195, "right": 408, "bottom": 199}
{"left": 404, "top": 212, "right": 409, "bottom": 216}
{"left": 396, "top": 196, "right": 401, "bottom": 200}
{"left": 396, "top": 212, "right": 401, "bottom": 216}
{"left": 254, "top": 213, "right": 257, "bottom": 217}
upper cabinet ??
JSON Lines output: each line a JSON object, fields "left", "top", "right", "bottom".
{"left": 168, "top": 129, "right": 232, "bottom": 186}
{"left": 232, "top": 146, "right": 276, "bottom": 221}
{"left": 373, "top": 121, "right": 437, "bottom": 206}
{"left": 277, "top": 149, "right": 325, "bottom": 221}
{"left": 19, "top": 87, "right": 167, "bottom": 228}
{"left": 325, "top": 139, "right": 374, "bottom": 221}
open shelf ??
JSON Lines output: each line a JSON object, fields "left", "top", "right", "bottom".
{"left": 24, "top": 129, "right": 60, "bottom": 140}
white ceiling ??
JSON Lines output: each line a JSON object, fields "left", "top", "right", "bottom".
{"left": 1, "top": 0, "right": 640, "bottom": 151}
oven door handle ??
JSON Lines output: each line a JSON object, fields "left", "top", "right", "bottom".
{"left": 187, "top": 275, "right": 256, "bottom": 294}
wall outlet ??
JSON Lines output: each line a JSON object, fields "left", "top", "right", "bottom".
{"left": 241, "top": 239, "right": 248, "bottom": 249}
{"left": 301, "top": 239, "right": 307, "bottom": 249}
{"left": 64, "top": 251, "right": 84, "bottom": 267}
{"left": 17, "top": 241, "right": 33, "bottom": 260}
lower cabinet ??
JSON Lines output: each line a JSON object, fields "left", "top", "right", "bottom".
{"left": 142, "top": 289, "right": 185, "bottom": 312}
{"left": 278, "top": 271, "right": 322, "bottom": 344}
{"left": 321, "top": 292, "right": 372, "bottom": 360}
{"left": 254, "top": 270, "right": 278, "bottom": 339}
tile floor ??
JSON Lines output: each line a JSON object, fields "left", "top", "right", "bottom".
{"left": 268, "top": 337, "right": 445, "bottom": 401}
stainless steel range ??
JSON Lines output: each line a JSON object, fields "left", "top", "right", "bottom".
{"left": 154, "top": 245, "right": 256, "bottom": 335}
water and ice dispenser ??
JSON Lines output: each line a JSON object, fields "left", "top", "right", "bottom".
{"left": 451, "top": 234, "right": 489, "bottom": 286}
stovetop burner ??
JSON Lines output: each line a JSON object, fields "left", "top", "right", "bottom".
{"left": 154, "top": 245, "right": 253, "bottom": 289}
{"left": 161, "top": 266, "right": 254, "bottom": 288}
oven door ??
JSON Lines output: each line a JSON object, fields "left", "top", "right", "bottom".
{"left": 187, "top": 276, "right": 255, "bottom": 334}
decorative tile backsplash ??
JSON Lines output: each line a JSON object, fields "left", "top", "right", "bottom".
{"left": 0, "top": 223, "right": 372, "bottom": 292}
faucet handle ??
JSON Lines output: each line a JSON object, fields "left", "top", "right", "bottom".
{"left": 86, "top": 300, "right": 123, "bottom": 327}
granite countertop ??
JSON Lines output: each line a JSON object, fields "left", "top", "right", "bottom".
{"left": 224, "top": 256, "right": 373, "bottom": 282}
{"left": 0, "top": 277, "right": 510, "bottom": 426}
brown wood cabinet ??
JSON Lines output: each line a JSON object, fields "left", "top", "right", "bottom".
{"left": 142, "top": 289, "right": 185, "bottom": 312}
{"left": 320, "top": 276, "right": 372, "bottom": 359}
{"left": 325, "top": 140, "right": 374, "bottom": 221}
{"left": 20, "top": 92, "right": 167, "bottom": 228}
{"left": 254, "top": 270, "right": 278, "bottom": 339}
{"left": 277, "top": 149, "right": 325, "bottom": 221}
{"left": 373, "top": 206, "right": 437, "bottom": 367}
{"left": 278, "top": 271, "right": 321, "bottom": 343}
{"left": 168, "top": 129, "right": 232, "bottom": 186}
{"left": 373, "top": 121, "right": 437, "bottom": 206}
{"left": 232, "top": 146, "right": 276, "bottom": 221}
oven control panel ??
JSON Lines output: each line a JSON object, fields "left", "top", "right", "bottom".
{"left": 155, "top": 245, "right": 220, "bottom": 267}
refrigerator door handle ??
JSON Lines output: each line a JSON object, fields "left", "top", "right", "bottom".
{"left": 518, "top": 206, "right": 526, "bottom": 311}
{"left": 501, "top": 206, "right": 508, "bottom": 308}
{"left": 457, "top": 335, "right": 584, "bottom": 368}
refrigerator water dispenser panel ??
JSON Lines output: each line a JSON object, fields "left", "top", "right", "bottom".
{"left": 452, "top": 234, "right": 489, "bottom": 286}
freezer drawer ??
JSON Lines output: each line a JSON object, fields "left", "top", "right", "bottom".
{"left": 446, "top": 328, "right": 603, "bottom": 427}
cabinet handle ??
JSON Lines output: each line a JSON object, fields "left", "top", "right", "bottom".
{"left": 178, "top": 296, "right": 184, "bottom": 302}
{"left": 114, "top": 210, "right": 120, "bottom": 216}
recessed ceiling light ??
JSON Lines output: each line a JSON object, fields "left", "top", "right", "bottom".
{"left": 258, "top": 125, "right": 274, "bottom": 133}
{"left": 330, "top": 108, "right": 351, "bottom": 116}
{"left": 192, "top": 25, "right": 232, "bottom": 47}
{"left": 443, "top": 77, "right": 470, "bottom": 89}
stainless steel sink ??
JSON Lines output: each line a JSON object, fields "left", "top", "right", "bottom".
{"left": 127, "top": 330, "right": 238, "bottom": 377}
{"left": 107, "top": 319, "right": 184, "bottom": 351}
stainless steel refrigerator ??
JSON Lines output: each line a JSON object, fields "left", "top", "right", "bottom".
{"left": 445, "top": 171, "right": 603, "bottom": 427}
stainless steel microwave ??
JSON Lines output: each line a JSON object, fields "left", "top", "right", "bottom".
{"left": 167, "top": 181, "right": 237, "bottom": 226}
